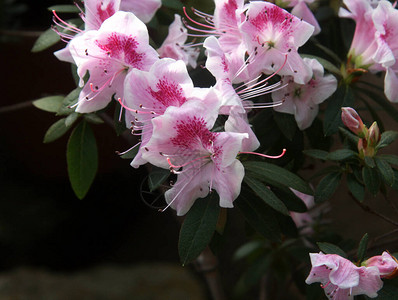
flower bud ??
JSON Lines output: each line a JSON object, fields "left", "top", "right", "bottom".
{"left": 341, "top": 107, "right": 367, "bottom": 137}
{"left": 368, "top": 121, "right": 381, "bottom": 147}
{"left": 363, "top": 251, "right": 398, "bottom": 279}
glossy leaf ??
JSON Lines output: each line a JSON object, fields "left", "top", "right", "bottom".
{"left": 317, "top": 242, "right": 347, "bottom": 258}
{"left": 65, "top": 112, "right": 79, "bottom": 127}
{"left": 363, "top": 166, "right": 380, "bottom": 196}
{"left": 378, "top": 154, "right": 398, "bottom": 166}
{"left": 347, "top": 173, "right": 365, "bottom": 202}
{"left": 364, "top": 156, "right": 376, "bottom": 168}
{"left": 47, "top": 5, "right": 80, "bottom": 13}
{"left": 357, "top": 233, "right": 369, "bottom": 262}
{"left": 162, "top": 0, "right": 183, "bottom": 9}
{"left": 33, "top": 95, "right": 64, "bottom": 112}
{"left": 375, "top": 157, "right": 395, "bottom": 187}
{"left": 243, "top": 161, "right": 313, "bottom": 195}
{"left": 31, "top": 27, "right": 60, "bottom": 52}
{"left": 178, "top": 193, "right": 220, "bottom": 266}
{"left": 339, "top": 127, "right": 360, "bottom": 146}
{"left": 377, "top": 131, "right": 398, "bottom": 150}
{"left": 84, "top": 113, "right": 104, "bottom": 124}
{"left": 273, "top": 111, "right": 297, "bottom": 141}
{"left": 43, "top": 118, "right": 69, "bottom": 143}
{"left": 324, "top": 85, "right": 354, "bottom": 136}
{"left": 302, "top": 149, "right": 329, "bottom": 161}
{"left": 327, "top": 149, "right": 357, "bottom": 161}
{"left": 314, "top": 172, "right": 342, "bottom": 203}
{"left": 272, "top": 187, "right": 308, "bottom": 213}
{"left": 236, "top": 188, "right": 281, "bottom": 242}
{"left": 57, "top": 88, "right": 80, "bottom": 116}
{"left": 67, "top": 121, "right": 98, "bottom": 199}
{"left": 244, "top": 176, "right": 289, "bottom": 215}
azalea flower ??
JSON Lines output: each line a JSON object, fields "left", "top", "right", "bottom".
{"left": 69, "top": 11, "right": 158, "bottom": 113}
{"left": 281, "top": 0, "right": 321, "bottom": 35}
{"left": 157, "top": 14, "right": 200, "bottom": 69}
{"left": 239, "top": 2, "right": 314, "bottom": 84}
{"left": 363, "top": 251, "right": 398, "bottom": 279}
{"left": 272, "top": 58, "right": 337, "bottom": 130}
{"left": 306, "top": 252, "right": 383, "bottom": 299}
{"left": 141, "top": 97, "right": 247, "bottom": 216}
{"left": 122, "top": 58, "right": 199, "bottom": 167}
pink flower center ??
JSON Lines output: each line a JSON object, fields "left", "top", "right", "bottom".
{"left": 97, "top": 2, "right": 116, "bottom": 23}
{"left": 148, "top": 78, "right": 187, "bottom": 109}
{"left": 96, "top": 33, "right": 144, "bottom": 69}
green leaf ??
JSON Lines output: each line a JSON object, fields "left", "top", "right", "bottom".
{"left": 357, "top": 233, "right": 369, "bottom": 262}
{"left": 378, "top": 154, "right": 398, "bottom": 166}
{"left": 327, "top": 149, "right": 357, "bottom": 161}
{"left": 273, "top": 111, "right": 297, "bottom": 141}
{"left": 243, "top": 161, "right": 313, "bottom": 195}
{"left": 148, "top": 167, "right": 170, "bottom": 192}
{"left": 178, "top": 193, "right": 220, "bottom": 265}
{"left": 363, "top": 166, "right": 381, "bottom": 196}
{"left": 377, "top": 131, "right": 398, "bottom": 150}
{"left": 301, "top": 54, "right": 341, "bottom": 75}
{"left": 339, "top": 127, "right": 360, "bottom": 146}
{"left": 302, "top": 149, "right": 329, "bottom": 160}
{"left": 317, "top": 242, "right": 347, "bottom": 258}
{"left": 347, "top": 173, "right": 365, "bottom": 202}
{"left": 65, "top": 112, "right": 79, "bottom": 127}
{"left": 84, "top": 113, "right": 104, "bottom": 124}
{"left": 31, "top": 27, "right": 60, "bottom": 52}
{"left": 43, "top": 118, "right": 70, "bottom": 143}
{"left": 33, "top": 95, "right": 64, "bottom": 112}
{"left": 272, "top": 187, "right": 308, "bottom": 213}
{"left": 233, "top": 240, "right": 263, "bottom": 261}
{"left": 314, "top": 172, "right": 342, "bottom": 203}
{"left": 244, "top": 176, "right": 289, "bottom": 215}
{"left": 364, "top": 156, "right": 376, "bottom": 168}
{"left": 375, "top": 157, "right": 395, "bottom": 187}
{"left": 47, "top": 5, "right": 80, "bottom": 13}
{"left": 365, "top": 88, "right": 398, "bottom": 123}
{"left": 162, "top": 0, "right": 183, "bottom": 9}
{"left": 57, "top": 88, "right": 80, "bottom": 116}
{"left": 324, "top": 84, "right": 354, "bottom": 136}
{"left": 236, "top": 188, "right": 281, "bottom": 242}
{"left": 67, "top": 121, "right": 98, "bottom": 199}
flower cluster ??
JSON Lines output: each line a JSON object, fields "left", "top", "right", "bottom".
{"left": 306, "top": 251, "right": 398, "bottom": 299}
{"left": 52, "top": 0, "right": 338, "bottom": 215}
{"left": 340, "top": 0, "right": 398, "bottom": 102}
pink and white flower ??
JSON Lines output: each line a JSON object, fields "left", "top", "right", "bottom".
{"left": 306, "top": 252, "right": 383, "bottom": 299}
{"left": 363, "top": 251, "right": 398, "bottom": 279}
{"left": 272, "top": 58, "right": 337, "bottom": 130}
{"left": 239, "top": 2, "right": 314, "bottom": 84}
{"left": 157, "top": 14, "right": 200, "bottom": 69}
{"left": 284, "top": 0, "right": 321, "bottom": 35}
{"left": 141, "top": 98, "right": 247, "bottom": 216}
{"left": 69, "top": 11, "right": 158, "bottom": 113}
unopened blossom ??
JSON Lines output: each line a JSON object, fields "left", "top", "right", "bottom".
{"left": 272, "top": 58, "right": 337, "bottom": 130}
{"left": 363, "top": 251, "right": 398, "bottom": 279}
{"left": 69, "top": 11, "right": 158, "bottom": 113}
{"left": 306, "top": 252, "right": 383, "bottom": 299}
{"left": 157, "top": 14, "right": 200, "bottom": 69}
{"left": 341, "top": 107, "right": 366, "bottom": 137}
{"left": 240, "top": 2, "right": 314, "bottom": 84}
{"left": 142, "top": 98, "right": 247, "bottom": 216}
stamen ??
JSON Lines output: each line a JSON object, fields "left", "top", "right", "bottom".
{"left": 183, "top": 7, "right": 215, "bottom": 30}
{"left": 239, "top": 148, "right": 286, "bottom": 159}
{"left": 117, "top": 98, "right": 158, "bottom": 115}
{"left": 52, "top": 10, "right": 82, "bottom": 33}
{"left": 115, "top": 142, "right": 141, "bottom": 155}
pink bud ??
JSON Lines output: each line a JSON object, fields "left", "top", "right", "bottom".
{"left": 368, "top": 122, "right": 380, "bottom": 147}
{"left": 341, "top": 107, "right": 366, "bottom": 137}
{"left": 364, "top": 251, "right": 398, "bottom": 279}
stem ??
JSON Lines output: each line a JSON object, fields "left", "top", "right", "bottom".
{"left": 259, "top": 275, "right": 268, "bottom": 300}
{"left": 373, "top": 228, "right": 398, "bottom": 243}
{"left": 0, "top": 101, "right": 33, "bottom": 114}
{"left": 352, "top": 197, "right": 398, "bottom": 227}
{"left": 194, "top": 247, "right": 226, "bottom": 300}
{"left": 384, "top": 194, "right": 398, "bottom": 216}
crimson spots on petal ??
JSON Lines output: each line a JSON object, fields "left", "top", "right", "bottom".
{"left": 171, "top": 116, "right": 217, "bottom": 150}
{"left": 96, "top": 33, "right": 145, "bottom": 69}
{"left": 250, "top": 5, "right": 292, "bottom": 33}
{"left": 97, "top": 2, "right": 116, "bottom": 23}
{"left": 224, "top": 0, "right": 238, "bottom": 19}
{"left": 148, "top": 78, "right": 187, "bottom": 108}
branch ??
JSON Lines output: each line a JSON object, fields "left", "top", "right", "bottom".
{"left": 352, "top": 197, "right": 398, "bottom": 227}
{"left": 0, "top": 101, "right": 33, "bottom": 114}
